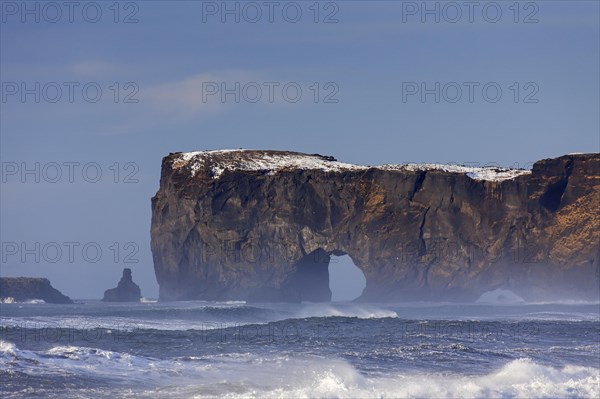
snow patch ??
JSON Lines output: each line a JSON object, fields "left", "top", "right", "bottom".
{"left": 172, "top": 150, "right": 532, "bottom": 182}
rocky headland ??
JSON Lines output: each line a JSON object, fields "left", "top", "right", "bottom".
{"left": 0, "top": 277, "right": 73, "bottom": 304}
{"left": 151, "top": 150, "right": 600, "bottom": 302}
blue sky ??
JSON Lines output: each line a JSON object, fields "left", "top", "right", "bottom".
{"left": 1, "top": 1, "right": 599, "bottom": 299}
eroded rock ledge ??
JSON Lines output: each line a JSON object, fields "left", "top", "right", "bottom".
{"left": 0, "top": 277, "right": 73, "bottom": 304}
{"left": 151, "top": 150, "right": 600, "bottom": 302}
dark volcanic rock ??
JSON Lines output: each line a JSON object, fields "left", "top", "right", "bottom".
{"left": 0, "top": 277, "right": 73, "bottom": 304}
{"left": 151, "top": 150, "right": 600, "bottom": 302}
{"left": 102, "top": 268, "right": 141, "bottom": 302}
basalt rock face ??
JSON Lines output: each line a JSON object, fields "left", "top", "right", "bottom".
{"left": 0, "top": 277, "right": 73, "bottom": 304}
{"left": 102, "top": 268, "right": 142, "bottom": 302}
{"left": 151, "top": 150, "right": 600, "bottom": 302}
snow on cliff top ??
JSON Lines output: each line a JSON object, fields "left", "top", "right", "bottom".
{"left": 172, "top": 150, "right": 531, "bottom": 182}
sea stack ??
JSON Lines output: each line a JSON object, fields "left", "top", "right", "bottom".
{"left": 102, "top": 268, "right": 142, "bottom": 302}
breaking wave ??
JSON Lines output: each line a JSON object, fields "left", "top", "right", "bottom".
{"left": 2, "top": 340, "right": 597, "bottom": 398}
{"left": 1, "top": 302, "right": 398, "bottom": 333}
{"left": 294, "top": 303, "right": 398, "bottom": 319}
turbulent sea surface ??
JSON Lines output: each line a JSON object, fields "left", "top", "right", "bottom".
{"left": 1, "top": 300, "right": 599, "bottom": 398}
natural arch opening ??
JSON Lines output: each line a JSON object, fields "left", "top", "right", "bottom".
{"left": 329, "top": 254, "right": 366, "bottom": 301}
{"left": 282, "top": 249, "right": 366, "bottom": 303}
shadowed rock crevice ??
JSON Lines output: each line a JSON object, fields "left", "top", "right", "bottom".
{"left": 283, "top": 248, "right": 331, "bottom": 302}
{"left": 409, "top": 171, "right": 426, "bottom": 201}
{"left": 151, "top": 151, "right": 600, "bottom": 302}
{"left": 540, "top": 177, "right": 569, "bottom": 212}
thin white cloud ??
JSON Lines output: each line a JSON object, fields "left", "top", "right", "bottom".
{"left": 66, "top": 69, "right": 314, "bottom": 135}
{"left": 142, "top": 70, "right": 261, "bottom": 120}
{"left": 69, "top": 61, "right": 120, "bottom": 77}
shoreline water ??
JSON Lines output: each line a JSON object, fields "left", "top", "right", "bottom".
{"left": 2, "top": 301, "right": 599, "bottom": 398}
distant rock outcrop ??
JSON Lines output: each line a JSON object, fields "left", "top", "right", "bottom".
{"left": 151, "top": 150, "right": 600, "bottom": 302}
{"left": 0, "top": 277, "right": 73, "bottom": 304}
{"left": 102, "top": 268, "right": 141, "bottom": 302}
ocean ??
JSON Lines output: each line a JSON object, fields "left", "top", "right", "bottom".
{"left": 1, "top": 300, "right": 599, "bottom": 398}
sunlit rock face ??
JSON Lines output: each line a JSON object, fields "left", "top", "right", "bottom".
{"left": 151, "top": 150, "right": 599, "bottom": 302}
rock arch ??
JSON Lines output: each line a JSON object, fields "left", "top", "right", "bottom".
{"left": 151, "top": 151, "right": 600, "bottom": 302}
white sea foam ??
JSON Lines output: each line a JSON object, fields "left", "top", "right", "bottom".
{"left": 294, "top": 303, "right": 398, "bottom": 319}
{"left": 0, "top": 339, "right": 16, "bottom": 355}
{"left": 23, "top": 299, "right": 46, "bottom": 304}
{"left": 0, "top": 303, "right": 398, "bottom": 335}
{"left": 526, "top": 300, "right": 600, "bottom": 306}
{"left": 0, "top": 315, "right": 240, "bottom": 332}
{"left": 2, "top": 340, "right": 598, "bottom": 398}
{"left": 0, "top": 340, "right": 189, "bottom": 380}
{"left": 173, "top": 356, "right": 599, "bottom": 399}
{"left": 0, "top": 298, "right": 47, "bottom": 305}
